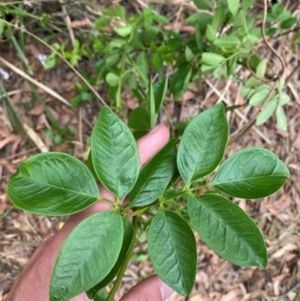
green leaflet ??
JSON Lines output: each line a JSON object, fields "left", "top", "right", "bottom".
{"left": 212, "top": 147, "right": 290, "bottom": 198}
{"left": 129, "top": 138, "right": 177, "bottom": 207}
{"left": 50, "top": 211, "right": 123, "bottom": 301}
{"left": 86, "top": 218, "right": 135, "bottom": 299}
{"left": 8, "top": 152, "right": 99, "bottom": 216}
{"left": 91, "top": 107, "right": 139, "bottom": 200}
{"left": 177, "top": 103, "right": 229, "bottom": 185}
{"left": 148, "top": 210, "right": 197, "bottom": 295}
{"left": 188, "top": 194, "right": 268, "bottom": 268}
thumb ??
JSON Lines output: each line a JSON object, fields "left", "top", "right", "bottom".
{"left": 119, "top": 275, "right": 173, "bottom": 301}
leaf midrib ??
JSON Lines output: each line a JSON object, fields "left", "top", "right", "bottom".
{"left": 54, "top": 212, "right": 119, "bottom": 299}
{"left": 163, "top": 211, "right": 188, "bottom": 294}
{"left": 20, "top": 175, "right": 99, "bottom": 199}
{"left": 213, "top": 174, "right": 287, "bottom": 186}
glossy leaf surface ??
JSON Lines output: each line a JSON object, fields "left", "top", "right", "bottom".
{"left": 148, "top": 210, "right": 197, "bottom": 295}
{"left": 177, "top": 103, "right": 229, "bottom": 185}
{"left": 212, "top": 148, "right": 290, "bottom": 198}
{"left": 130, "top": 139, "right": 177, "bottom": 207}
{"left": 91, "top": 107, "right": 139, "bottom": 200}
{"left": 50, "top": 211, "right": 123, "bottom": 301}
{"left": 188, "top": 194, "right": 268, "bottom": 267}
{"left": 8, "top": 153, "right": 99, "bottom": 216}
{"left": 86, "top": 218, "right": 135, "bottom": 299}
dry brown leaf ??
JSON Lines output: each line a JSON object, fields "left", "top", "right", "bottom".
{"left": 271, "top": 243, "right": 298, "bottom": 259}
{"left": 0, "top": 135, "right": 17, "bottom": 150}
{"left": 28, "top": 104, "right": 44, "bottom": 116}
{"left": 23, "top": 123, "right": 48, "bottom": 153}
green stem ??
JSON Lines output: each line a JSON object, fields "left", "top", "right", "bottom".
{"left": 98, "top": 197, "right": 117, "bottom": 206}
{"left": 189, "top": 184, "right": 212, "bottom": 192}
{"left": 106, "top": 217, "right": 137, "bottom": 301}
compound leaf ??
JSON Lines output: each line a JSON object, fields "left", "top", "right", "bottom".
{"left": 50, "top": 211, "right": 123, "bottom": 301}
{"left": 148, "top": 210, "right": 197, "bottom": 296}
{"left": 91, "top": 107, "right": 139, "bottom": 200}
{"left": 129, "top": 138, "right": 177, "bottom": 207}
{"left": 188, "top": 194, "right": 268, "bottom": 267}
{"left": 8, "top": 153, "right": 99, "bottom": 216}
{"left": 212, "top": 147, "right": 290, "bottom": 198}
{"left": 177, "top": 103, "right": 229, "bottom": 185}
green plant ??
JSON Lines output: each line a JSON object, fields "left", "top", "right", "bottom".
{"left": 8, "top": 103, "right": 289, "bottom": 300}
{"left": 39, "top": 0, "right": 298, "bottom": 132}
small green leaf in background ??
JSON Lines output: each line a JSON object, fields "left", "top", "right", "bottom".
{"left": 130, "top": 138, "right": 177, "bottom": 207}
{"left": 113, "top": 26, "right": 132, "bottom": 37}
{"left": 91, "top": 107, "right": 139, "bottom": 200}
{"left": 106, "top": 72, "right": 119, "bottom": 87}
{"left": 280, "top": 17, "right": 297, "bottom": 29}
{"left": 8, "top": 153, "right": 99, "bottom": 216}
{"left": 153, "top": 76, "right": 168, "bottom": 113}
{"left": 201, "top": 52, "right": 225, "bottom": 66}
{"left": 271, "top": 3, "right": 285, "bottom": 18}
{"left": 128, "top": 107, "right": 150, "bottom": 131}
{"left": 177, "top": 103, "right": 229, "bottom": 186}
{"left": 249, "top": 85, "right": 270, "bottom": 106}
{"left": 136, "top": 51, "right": 149, "bottom": 86}
{"left": 170, "top": 64, "right": 192, "bottom": 99}
{"left": 276, "top": 105, "right": 288, "bottom": 131}
{"left": 212, "top": 5, "right": 225, "bottom": 30}
{"left": 0, "top": 20, "right": 4, "bottom": 36}
{"left": 256, "top": 59, "right": 268, "bottom": 78}
{"left": 128, "top": 108, "right": 150, "bottom": 140}
{"left": 212, "top": 147, "right": 290, "bottom": 198}
{"left": 213, "top": 36, "right": 240, "bottom": 48}
{"left": 227, "top": 0, "right": 240, "bottom": 16}
{"left": 185, "top": 46, "right": 194, "bottom": 62}
{"left": 50, "top": 211, "right": 123, "bottom": 301}
{"left": 86, "top": 218, "right": 135, "bottom": 299}
{"left": 242, "top": 0, "right": 256, "bottom": 10}
{"left": 188, "top": 194, "right": 268, "bottom": 268}
{"left": 256, "top": 99, "right": 277, "bottom": 125}
{"left": 205, "top": 24, "right": 216, "bottom": 42}
{"left": 192, "top": 0, "right": 211, "bottom": 9}
{"left": 148, "top": 210, "right": 197, "bottom": 296}
{"left": 279, "top": 92, "right": 290, "bottom": 105}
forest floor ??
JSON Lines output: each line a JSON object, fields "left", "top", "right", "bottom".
{"left": 0, "top": 1, "right": 300, "bottom": 300}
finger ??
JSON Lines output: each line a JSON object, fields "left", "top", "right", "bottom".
{"left": 120, "top": 275, "right": 173, "bottom": 301}
{"left": 137, "top": 125, "right": 170, "bottom": 166}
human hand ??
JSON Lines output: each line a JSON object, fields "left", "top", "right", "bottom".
{"left": 5, "top": 125, "right": 173, "bottom": 301}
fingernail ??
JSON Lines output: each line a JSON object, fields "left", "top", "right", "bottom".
{"left": 160, "top": 282, "right": 173, "bottom": 300}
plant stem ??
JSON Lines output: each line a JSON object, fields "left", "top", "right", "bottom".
{"left": 106, "top": 217, "right": 137, "bottom": 301}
